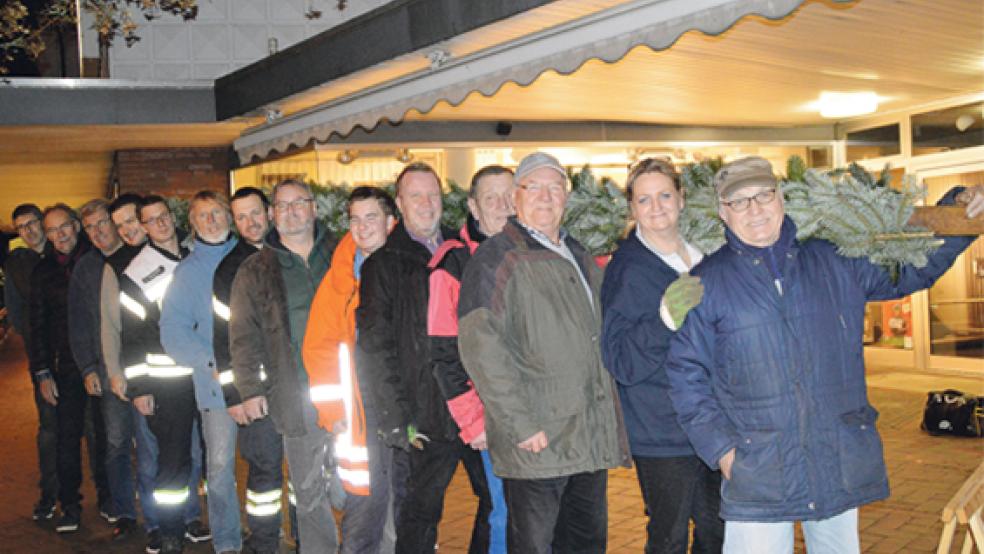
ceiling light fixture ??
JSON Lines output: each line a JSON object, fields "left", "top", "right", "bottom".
{"left": 815, "top": 91, "right": 880, "bottom": 119}
{"left": 955, "top": 114, "right": 975, "bottom": 132}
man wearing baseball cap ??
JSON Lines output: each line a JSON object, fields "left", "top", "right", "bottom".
{"left": 664, "top": 156, "right": 984, "bottom": 553}
{"left": 458, "top": 152, "right": 630, "bottom": 553}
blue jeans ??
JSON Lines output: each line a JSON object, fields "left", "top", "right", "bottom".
{"left": 102, "top": 387, "right": 138, "bottom": 520}
{"left": 481, "top": 450, "right": 507, "bottom": 554}
{"left": 723, "top": 508, "right": 860, "bottom": 554}
{"left": 201, "top": 408, "right": 242, "bottom": 552}
{"left": 134, "top": 409, "right": 203, "bottom": 530}
{"left": 33, "top": 378, "right": 59, "bottom": 506}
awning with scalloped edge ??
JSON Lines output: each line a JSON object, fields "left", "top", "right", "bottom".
{"left": 234, "top": 0, "right": 845, "bottom": 163}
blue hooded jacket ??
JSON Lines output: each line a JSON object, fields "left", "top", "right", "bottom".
{"left": 161, "top": 235, "right": 238, "bottom": 410}
{"left": 665, "top": 188, "right": 975, "bottom": 522}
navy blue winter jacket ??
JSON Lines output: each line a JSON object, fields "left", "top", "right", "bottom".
{"left": 601, "top": 231, "right": 695, "bottom": 458}
{"left": 665, "top": 189, "right": 974, "bottom": 522}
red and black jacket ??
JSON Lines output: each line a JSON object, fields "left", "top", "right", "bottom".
{"left": 426, "top": 215, "right": 488, "bottom": 443}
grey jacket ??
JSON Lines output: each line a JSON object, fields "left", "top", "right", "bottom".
{"left": 457, "top": 218, "right": 630, "bottom": 479}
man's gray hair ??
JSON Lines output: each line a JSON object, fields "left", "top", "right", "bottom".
{"left": 271, "top": 179, "right": 313, "bottom": 201}
{"left": 79, "top": 198, "right": 111, "bottom": 220}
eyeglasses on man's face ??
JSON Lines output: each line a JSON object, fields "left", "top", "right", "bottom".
{"left": 273, "top": 198, "right": 314, "bottom": 213}
{"left": 83, "top": 217, "right": 112, "bottom": 234}
{"left": 44, "top": 221, "right": 76, "bottom": 236}
{"left": 720, "top": 189, "right": 778, "bottom": 212}
{"left": 15, "top": 218, "right": 40, "bottom": 232}
{"left": 142, "top": 211, "right": 173, "bottom": 227}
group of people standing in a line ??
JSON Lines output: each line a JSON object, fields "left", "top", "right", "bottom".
{"left": 4, "top": 151, "right": 983, "bottom": 554}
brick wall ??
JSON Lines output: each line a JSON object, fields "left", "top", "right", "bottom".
{"left": 115, "top": 147, "right": 232, "bottom": 198}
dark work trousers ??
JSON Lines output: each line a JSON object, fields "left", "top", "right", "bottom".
{"left": 240, "top": 414, "right": 286, "bottom": 552}
{"left": 396, "top": 438, "right": 491, "bottom": 554}
{"left": 85, "top": 393, "right": 110, "bottom": 509}
{"left": 633, "top": 455, "right": 724, "bottom": 554}
{"left": 54, "top": 371, "right": 87, "bottom": 510}
{"left": 502, "top": 469, "right": 609, "bottom": 554}
{"left": 144, "top": 377, "right": 199, "bottom": 542}
{"left": 33, "top": 379, "right": 60, "bottom": 507}
{"left": 340, "top": 399, "right": 394, "bottom": 554}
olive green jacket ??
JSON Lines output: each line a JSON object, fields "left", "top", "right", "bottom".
{"left": 458, "top": 218, "right": 630, "bottom": 479}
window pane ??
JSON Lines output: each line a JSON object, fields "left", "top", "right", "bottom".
{"left": 846, "top": 124, "right": 901, "bottom": 162}
{"left": 912, "top": 102, "right": 984, "bottom": 156}
{"left": 864, "top": 298, "right": 913, "bottom": 350}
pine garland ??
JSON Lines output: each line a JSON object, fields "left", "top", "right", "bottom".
{"left": 186, "top": 157, "right": 941, "bottom": 272}
{"left": 563, "top": 165, "right": 628, "bottom": 256}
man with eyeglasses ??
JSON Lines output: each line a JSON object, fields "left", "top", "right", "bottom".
{"left": 27, "top": 204, "right": 92, "bottom": 533}
{"left": 103, "top": 195, "right": 209, "bottom": 553}
{"left": 230, "top": 179, "right": 340, "bottom": 553}
{"left": 457, "top": 152, "right": 630, "bottom": 553}
{"left": 665, "top": 156, "right": 984, "bottom": 554}
{"left": 102, "top": 193, "right": 197, "bottom": 549}
{"left": 4, "top": 203, "right": 57, "bottom": 521}
{"left": 66, "top": 199, "right": 135, "bottom": 535}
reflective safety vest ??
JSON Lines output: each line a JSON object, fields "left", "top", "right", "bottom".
{"left": 115, "top": 242, "right": 188, "bottom": 398}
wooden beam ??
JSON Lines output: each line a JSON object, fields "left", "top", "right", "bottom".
{"left": 909, "top": 207, "right": 984, "bottom": 236}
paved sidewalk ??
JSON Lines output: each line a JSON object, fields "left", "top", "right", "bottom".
{"left": 0, "top": 331, "right": 980, "bottom": 552}
{"left": 435, "top": 365, "right": 984, "bottom": 553}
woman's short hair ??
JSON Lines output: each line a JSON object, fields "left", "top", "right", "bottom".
{"left": 625, "top": 157, "right": 681, "bottom": 201}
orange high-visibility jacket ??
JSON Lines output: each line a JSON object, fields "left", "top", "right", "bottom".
{"left": 302, "top": 232, "right": 371, "bottom": 496}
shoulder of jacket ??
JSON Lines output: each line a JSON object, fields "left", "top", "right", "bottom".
{"left": 428, "top": 239, "right": 467, "bottom": 270}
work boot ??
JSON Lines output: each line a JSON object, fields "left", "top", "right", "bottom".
{"left": 112, "top": 517, "right": 137, "bottom": 541}
{"left": 161, "top": 535, "right": 184, "bottom": 554}
{"left": 146, "top": 529, "right": 163, "bottom": 554}
{"left": 55, "top": 505, "right": 81, "bottom": 533}
{"left": 184, "top": 519, "right": 212, "bottom": 543}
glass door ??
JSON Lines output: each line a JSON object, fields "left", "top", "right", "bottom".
{"left": 922, "top": 169, "right": 984, "bottom": 371}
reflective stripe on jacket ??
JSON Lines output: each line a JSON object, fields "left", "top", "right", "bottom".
{"left": 303, "top": 232, "right": 370, "bottom": 495}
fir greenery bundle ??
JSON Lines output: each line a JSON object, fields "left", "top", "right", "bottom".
{"left": 310, "top": 182, "right": 352, "bottom": 236}
{"left": 678, "top": 158, "right": 726, "bottom": 254}
{"left": 678, "top": 156, "right": 941, "bottom": 272}
{"left": 783, "top": 160, "right": 940, "bottom": 270}
{"left": 441, "top": 179, "right": 469, "bottom": 231}
{"left": 562, "top": 166, "right": 628, "bottom": 256}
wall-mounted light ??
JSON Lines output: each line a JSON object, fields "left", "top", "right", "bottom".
{"left": 337, "top": 150, "right": 358, "bottom": 164}
{"left": 814, "top": 91, "right": 880, "bottom": 119}
{"left": 395, "top": 148, "right": 414, "bottom": 164}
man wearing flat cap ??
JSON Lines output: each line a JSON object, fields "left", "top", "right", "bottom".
{"left": 665, "top": 156, "right": 984, "bottom": 553}
{"left": 458, "top": 152, "right": 630, "bottom": 553}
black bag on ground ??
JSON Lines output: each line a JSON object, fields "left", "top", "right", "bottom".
{"left": 921, "top": 389, "right": 984, "bottom": 437}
